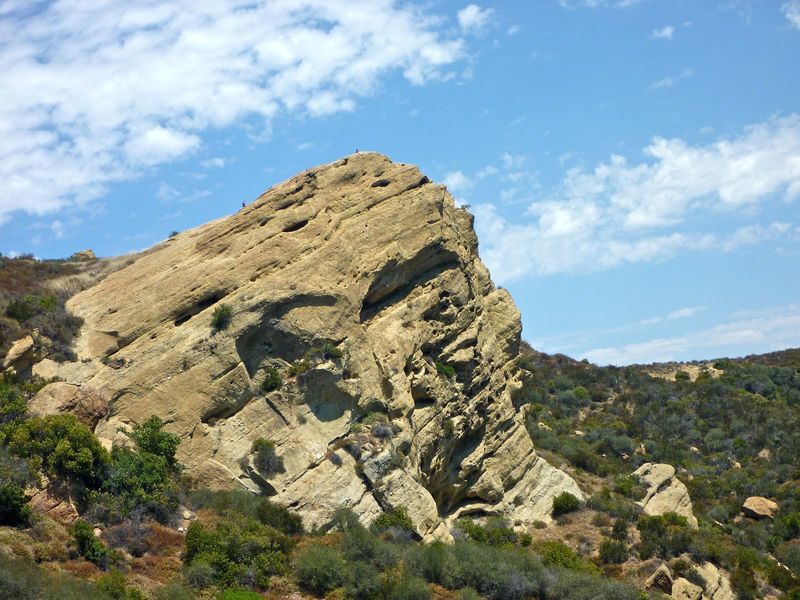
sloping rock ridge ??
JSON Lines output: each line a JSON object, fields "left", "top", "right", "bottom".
{"left": 45, "top": 152, "right": 582, "bottom": 538}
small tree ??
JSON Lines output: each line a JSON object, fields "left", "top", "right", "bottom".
{"left": 552, "top": 491, "right": 581, "bottom": 517}
{"left": 211, "top": 304, "right": 232, "bottom": 330}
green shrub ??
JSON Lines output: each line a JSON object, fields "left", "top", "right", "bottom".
{"left": 5, "top": 414, "right": 109, "bottom": 484}
{"left": 373, "top": 506, "right": 415, "bottom": 535}
{"left": 322, "top": 342, "right": 343, "bottom": 359}
{"left": 130, "top": 416, "right": 180, "bottom": 467}
{"left": 599, "top": 538, "right": 628, "bottom": 564}
{"left": 457, "top": 517, "right": 519, "bottom": 546}
{"left": 294, "top": 543, "right": 349, "bottom": 595}
{"left": 435, "top": 362, "right": 456, "bottom": 379}
{"left": 184, "top": 515, "right": 292, "bottom": 590}
{"left": 611, "top": 518, "right": 628, "bottom": 541}
{"left": 251, "top": 438, "right": 284, "bottom": 475}
{"left": 0, "top": 450, "right": 32, "bottom": 525}
{"left": 534, "top": 540, "right": 598, "bottom": 573}
{"left": 255, "top": 499, "right": 304, "bottom": 535}
{"left": 211, "top": 304, "right": 232, "bottom": 330}
{"left": 95, "top": 570, "right": 145, "bottom": 599}
{"left": 287, "top": 359, "right": 310, "bottom": 377}
{"left": 552, "top": 491, "right": 581, "bottom": 517}
{"left": 261, "top": 367, "right": 282, "bottom": 393}
{"left": 88, "top": 445, "right": 179, "bottom": 524}
{"left": 675, "top": 370, "right": 691, "bottom": 381}
{"left": 71, "top": 519, "right": 115, "bottom": 567}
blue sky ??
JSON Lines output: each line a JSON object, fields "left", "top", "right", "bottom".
{"left": 1, "top": 0, "right": 799, "bottom": 365}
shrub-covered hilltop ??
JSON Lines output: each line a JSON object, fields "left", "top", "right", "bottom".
{"left": 519, "top": 343, "right": 800, "bottom": 599}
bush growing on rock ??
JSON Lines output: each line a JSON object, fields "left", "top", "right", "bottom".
{"left": 211, "top": 304, "right": 232, "bottom": 330}
{"left": 261, "top": 367, "right": 282, "bottom": 393}
{"left": 435, "top": 361, "right": 456, "bottom": 379}
{"left": 372, "top": 506, "right": 415, "bottom": 536}
{"left": 251, "top": 438, "right": 284, "bottom": 476}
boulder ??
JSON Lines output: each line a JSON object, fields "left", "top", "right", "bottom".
{"left": 671, "top": 578, "right": 703, "bottom": 600}
{"left": 28, "top": 382, "right": 110, "bottom": 429}
{"left": 694, "top": 561, "right": 735, "bottom": 600}
{"left": 634, "top": 463, "right": 698, "bottom": 528}
{"left": 645, "top": 563, "right": 673, "bottom": 593}
{"left": 2, "top": 335, "right": 36, "bottom": 373}
{"left": 53, "top": 153, "right": 583, "bottom": 538}
{"left": 71, "top": 249, "right": 96, "bottom": 260}
{"left": 742, "top": 496, "right": 778, "bottom": 519}
{"left": 25, "top": 477, "right": 80, "bottom": 523}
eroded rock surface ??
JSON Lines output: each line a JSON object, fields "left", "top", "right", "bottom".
{"left": 695, "top": 562, "right": 735, "bottom": 600}
{"left": 43, "top": 153, "right": 582, "bottom": 537}
{"left": 28, "top": 382, "right": 109, "bottom": 429}
{"left": 634, "top": 462, "right": 698, "bottom": 528}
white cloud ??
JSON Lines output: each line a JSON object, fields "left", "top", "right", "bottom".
{"left": 0, "top": 1, "right": 469, "bottom": 224}
{"left": 648, "top": 68, "right": 693, "bottom": 90}
{"left": 156, "top": 182, "right": 180, "bottom": 201}
{"left": 507, "top": 25, "right": 521, "bottom": 35}
{"left": 200, "top": 157, "right": 227, "bottom": 169}
{"left": 473, "top": 114, "right": 800, "bottom": 281}
{"left": 296, "top": 142, "right": 315, "bottom": 151}
{"left": 721, "top": 222, "right": 791, "bottom": 251}
{"left": 651, "top": 25, "right": 674, "bottom": 40}
{"left": 457, "top": 4, "right": 494, "bottom": 33}
{"left": 583, "top": 304, "right": 800, "bottom": 365}
{"left": 443, "top": 170, "right": 474, "bottom": 193}
{"left": 783, "top": 1, "right": 800, "bottom": 29}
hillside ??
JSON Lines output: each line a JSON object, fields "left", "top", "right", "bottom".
{"left": 0, "top": 154, "right": 798, "bottom": 599}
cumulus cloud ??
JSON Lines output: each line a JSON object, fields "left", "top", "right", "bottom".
{"left": 651, "top": 25, "right": 674, "bottom": 40}
{"left": 473, "top": 114, "right": 800, "bottom": 282}
{"left": 583, "top": 304, "right": 800, "bottom": 365}
{"left": 0, "top": 0, "right": 469, "bottom": 224}
{"left": 784, "top": 1, "right": 800, "bottom": 29}
{"left": 444, "top": 171, "right": 474, "bottom": 193}
{"left": 457, "top": 4, "right": 494, "bottom": 33}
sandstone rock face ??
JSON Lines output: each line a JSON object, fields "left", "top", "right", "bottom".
{"left": 645, "top": 563, "right": 673, "bottom": 593}
{"left": 2, "top": 334, "right": 37, "bottom": 375}
{"left": 634, "top": 463, "right": 698, "bottom": 528}
{"left": 672, "top": 578, "right": 703, "bottom": 600}
{"left": 742, "top": 496, "right": 778, "bottom": 519}
{"left": 48, "top": 152, "right": 582, "bottom": 537}
{"left": 695, "top": 562, "right": 735, "bottom": 600}
{"left": 25, "top": 477, "right": 81, "bottom": 523}
{"left": 28, "top": 382, "right": 110, "bottom": 429}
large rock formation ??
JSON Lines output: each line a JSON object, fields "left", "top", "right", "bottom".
{"left": 633, "top": 463, "right": 698, "bottom": 528}
{"left": 41, "top": 152, "right": 581, "bottom": 538}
